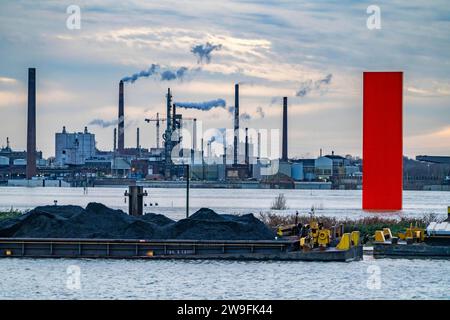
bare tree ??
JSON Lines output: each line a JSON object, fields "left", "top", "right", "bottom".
{"left": 271, "top": 193, "right": 288, "bottom": 210}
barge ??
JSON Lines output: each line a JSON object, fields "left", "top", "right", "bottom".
{"left": 373, "top": 207, "right": 450, "bottom": 259}
{"left": 0, "top": 238, "right": 363, "bottom": 262}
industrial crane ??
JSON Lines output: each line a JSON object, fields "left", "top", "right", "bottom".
{"left": 145, "top": 112, "right": 196, "bottom": 149}
{"left": 145, "top": 113, "right": 166, "bottom": 149}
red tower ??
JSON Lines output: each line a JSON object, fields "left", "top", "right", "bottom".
{"left": 363, "top": 72, "right": 403, "bottom": 210}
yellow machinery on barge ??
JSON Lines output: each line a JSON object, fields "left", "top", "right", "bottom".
{"left": 276, "top": 210, "right": 362, "bottom": 256}
{"left": 373, "top": 206, "right": 450, "bottom": 259}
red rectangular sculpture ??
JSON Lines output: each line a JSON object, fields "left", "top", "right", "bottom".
{"left": 363, "top": 72, "right": 403, "bottom": 210}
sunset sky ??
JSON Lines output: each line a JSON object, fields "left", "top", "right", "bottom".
{"left": 0, "top": 0, "right": 449, "bottom": 158}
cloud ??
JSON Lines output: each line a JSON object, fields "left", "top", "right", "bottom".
{"left": 191, "top": 42, "right": 222, "bottom": 64}
{"left": 0, "top": 90, "right": 25, "bottom": 108}
{"left": 0, "top": 77, "right": 18, "bottom": 84}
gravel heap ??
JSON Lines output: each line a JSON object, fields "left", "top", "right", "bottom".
{"left": 0, "top": 203, "right": 275, "bottom": 240}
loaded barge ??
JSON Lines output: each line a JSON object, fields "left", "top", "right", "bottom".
{"left": 373, "top": 207, "right": 450, "bottom": 259}
{"left": 0, "top": 237, "right": 363, "bottom": 262}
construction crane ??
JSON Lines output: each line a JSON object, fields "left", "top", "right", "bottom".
{"left": 145, "top": 113, "right": 166, "bottom": 149}
{"left": 145, "top": 112, "right": 196, "bottom": 149}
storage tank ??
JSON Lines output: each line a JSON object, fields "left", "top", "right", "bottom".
{"left": 0, "top": 156, "right": 9, "bottom": 166}
{"left": 13, "top": 159, "right": 27, "bottom": 166}
{"left": 291, "top": 162, "right": 304, "bottom": 181}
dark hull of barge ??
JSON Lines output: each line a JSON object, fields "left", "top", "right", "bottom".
{"left": 0, "top": 238, "right": 363, "bottom": 262}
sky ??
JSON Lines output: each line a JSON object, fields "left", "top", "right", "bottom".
{"left": 0, "top": 0, "right": 449, "bottom": 159}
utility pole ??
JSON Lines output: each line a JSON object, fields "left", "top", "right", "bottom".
{"left": 186, "top": 164, "right": 190, "bottom": 218}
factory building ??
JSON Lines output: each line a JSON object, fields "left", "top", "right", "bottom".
{"left": 55, "top": 126, "right": 96, "bottom": 166}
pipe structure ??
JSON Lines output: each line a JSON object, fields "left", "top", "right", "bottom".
{"left": 233, "top": 83, "right": 239, "bottom": 165}
{"left": 118, "top": 80, "right": 125, "bottom": 153}
{"left": 26, "top": 68, "right": 37, "bottom": 179}
{"left": 282, "top": 96, "right": 288, "bottom": 162}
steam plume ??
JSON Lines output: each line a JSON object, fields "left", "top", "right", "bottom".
{"left": 191, "top": 42, "right": 222, "bottom": 64}
{"left": 296, "top": 73, "right": 333, "bottom": 97}
{"left": 175, "top": 98, "right": 226, "bottom": 111}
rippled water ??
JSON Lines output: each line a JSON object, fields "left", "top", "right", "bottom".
{"left": 0, "top": 187, "right": 448, "bottom": 220}
{"left": 0, "top": 256, "right": 449, "bottom": 299}
{"left": 1, "top": 187, "right": 449, "bottom": 299}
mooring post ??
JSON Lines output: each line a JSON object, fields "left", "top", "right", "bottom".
{"left": 124, "top": 186, "right": 148, "bottom": 216}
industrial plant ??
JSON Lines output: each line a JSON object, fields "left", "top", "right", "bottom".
{"left": 0, "top": 68, "right": 449, "bottom": 190}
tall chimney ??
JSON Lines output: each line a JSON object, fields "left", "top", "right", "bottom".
{"left": 245, "top": 127, "right": 249, "bottom": 165}
{"left": 223, "top": 132, "right": 227, "bottom": 166}
{"left": 164, "top": 88, "right": 172, "bottom": 179}
{"left": 26, "top": 68, "right": 37, "bottom": 179}
{"left": 136, "top": 127, "right": 140, "bottom": 149}
{"left": 282, "top": 96, "right": 288, "bottom": 162}
{"left": 118, "top": 80, "right": 125, "bottom": 153}
{"left": 233, "top": 83, "right": 239, "bottom": 165}
{"left": 166, "top": 88, "right": 172, "bottom": 132}
{"left": 113, "top": 128, "right": 117, "bottom": 152}
{"left": 191, "top": 118, "right": 197, "bottom": 165}
{"left": 257, "top": 132, "right": 261, "bottom": 160}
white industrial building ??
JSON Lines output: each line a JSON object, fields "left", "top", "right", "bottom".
{"left": 55, "top": 126, "right": 96, "bottom": 166}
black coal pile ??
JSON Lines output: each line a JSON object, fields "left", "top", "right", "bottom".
{"left": 0, "top": 203, "right": 275, "bottom": 240}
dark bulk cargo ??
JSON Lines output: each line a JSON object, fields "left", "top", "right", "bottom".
{"left": 0, "top": 203, "right": 275, "bottom": 240}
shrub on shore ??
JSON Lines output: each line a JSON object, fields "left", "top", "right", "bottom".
{"left": 0, "top": 208, "right": 22, "bottom": 221}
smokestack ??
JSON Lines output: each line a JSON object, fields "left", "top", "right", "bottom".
{"left": 191, "top": 118, "right": 197, "bottom": 165}
{"left": 282, "top": 96, "right": 288, "bottom": 162}
{"left": 245, "top": 127, "right": 249, "bottom": 165}
{"left": 113, "top": 128, "right": 117, "bottom": 152}
{"left": 166, "top": 88, "right": 172, "bottom": 132}
{"left": 118, "top": 80, "right": 125, "bottom": 153}
{"left": 136, "top": 127, "right": 140, "bottom": 149}
{"left": 257, "top": 132, "right": 261, "bottom": 160}
{"left": 201, "top": 138, "right": 205, "bottom": 180}
{"left": 320, "top": 148, "right": 323, "bottom": 157}
{"left": 223, "top": 132, "right": 227, "bottom": 166}
{"left": 234, "top": 83, "right": 239, "bottom": 165}
{"left": 26, "top": 68, "right": 37, "bottom": 179}
{"left": 165, "top": 88, "right": 172, "bottom": 179}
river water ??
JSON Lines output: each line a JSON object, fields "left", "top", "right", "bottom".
{"left": 0, "top": 187, "right": 448, "bottom": 220}
{"left": 0, "top": 187, "right": 449, "bottom": 299}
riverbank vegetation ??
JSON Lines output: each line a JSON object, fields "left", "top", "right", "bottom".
{"left": 0, "top": 208, "right": 22, "bottom": 221}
